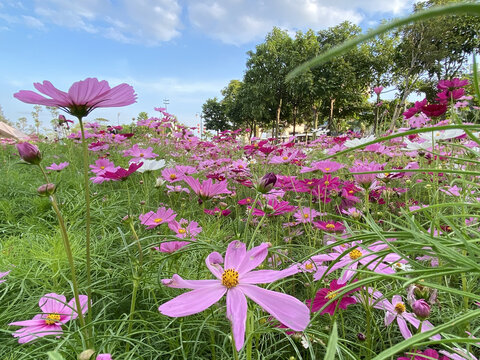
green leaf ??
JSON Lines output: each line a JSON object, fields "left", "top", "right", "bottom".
{"left": 47, "top": 351, "right": 65, "bottom": 360}
{"left": 287, "top": 3, "right": 480, "bottom": 80}
{"left": 324, "top": 321, "right": 338, "bottom": 360}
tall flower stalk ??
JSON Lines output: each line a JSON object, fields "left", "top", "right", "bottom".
{"left": 14, "top": 78, "right": 137, "bottom": 346}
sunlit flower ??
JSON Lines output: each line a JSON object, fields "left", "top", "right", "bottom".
{"left": 14, "top": 78, "right": 136, "bottom": 118}
{"left": 158, "top": 241, "right": 309, "bottom": 351}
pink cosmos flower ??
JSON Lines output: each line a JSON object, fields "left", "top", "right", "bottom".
{"left": 307, "top": 279, "right": 358, "bottom": 315}
{"left": 250, "top": 199, "right": 297, "bottom": 217}
{"left": 168, "top": 219, "right": 202, "bottom": 240}
{"left": 155, "top": 240, "right": 192, "bottom": 253}
{"left": 0, "top": 270, "right": 10, "bottom": 284}
{"left": 204, "top": 207, "right": 232, "bottom": 217}
{"left": 183, "top": 176, "right": 231, "bottom": 200}
{"left": 293, "top": 207, "right": 323, "bottom": 223}
{"left": 9, "top": 293, "right": 88, "bottom": 343}
{"left": 46, "top": 162, "right": 69, "bottom": 171}
{"left": 373, "top": 86, "right": 384, "bottom": 95}
{"left": 96, "top": 355, "right": 113, "bottom": 360}
{"left": 14, "top": 78, "right": 136, "bottom": 118}
{"left": 311, "top": 241, "right": 402, "bottom": 283}
{"left": 349, "top": 160, "right": 384, "bottom": 188}
{"left": 161, "top": 167, "right": 186, "bottom": 183}
{"left": 313, "top": 220, "right": 345, "bottom": 233}
{"left": 158, "top": 241, "right": 310, "bottom": 351}
{"left": 139, "top": 207, "right": 177, "bottom": 229}
{"left": 370, "top": 290, "right": 440, "bottom": 340}
{"left": 300, "top": 160, "right": 345, "bottom": 174}
{"left": 123, "top": 144, "right": 158, "bottom": 163}
{"left": 397, "top": 349, "right": 449, "bottom": 360}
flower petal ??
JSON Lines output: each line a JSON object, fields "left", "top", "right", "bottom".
{"left": 397, "top": 316, "right": 412, "bottom": 339}
{"left": 65, "top": 295, "right": 89, "bottom": 322}
{"left": 12, "top": 324, "right": 63, "bottom": 344}
{"left": 39, "top": 293, "right": 67, "bottom": 314}
{"left": 226, "top": 288, "right": 247, "bottom": 351}
{"left": 239, "top": 284, "right": 309, "bottom": 331}
{"left": 161, "top": 274, "right": 220, "bottom": 289}
{"left": 159, "top": 285, "right": 226, "bottom": 317}
{"left": 236, "top": 243, "right": 269, "bottom": 275}
{"left": 205, "top": 251, "right": 224, "bottom": 279}
{"left": 240, "top": 266, "right": 299, "bottom": 284}
{"left": 224, "top": 240, "right": 246, "bottom": 270}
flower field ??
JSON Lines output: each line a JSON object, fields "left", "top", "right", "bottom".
{"left": 0, "top": 73, "right": 480, "bottom": 360}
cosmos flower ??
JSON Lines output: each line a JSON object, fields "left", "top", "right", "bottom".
{"left": 14, "top": 78, "right": 136, "bottom": 118}
{"left": 46, "top": 162, "right": 69, "bottom": 171}
{"left": 0, "top": 270, "right": 10, "bottom": 284}
{"left": 139, "top": 207, "right": 177, "bottom": 229}
{"left": 9, "top": 293, "right": 88, "bottom": 343}
{"left": 183, "top": 176, "right": 231, "bottom": 200}
{"left": 158, "top": 241, "right": 309, "bottom": 351}
{"left": 307, "top": 279, "right": 358, "bottom": 315}
{"left": 101, "top": 162, "right": 143, "bottom": 181}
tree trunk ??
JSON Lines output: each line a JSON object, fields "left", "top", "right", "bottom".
{"left": 329, "top": 98, "right": 335, "bottom": 134}
{"left": 276, "top": 98, "right": 282, "bottom": 141}
{"left": 292, "top": 106, "right": 297, "bottom": 137}
{"left": 313, "top": 105, "right": 318, "bottom": 140}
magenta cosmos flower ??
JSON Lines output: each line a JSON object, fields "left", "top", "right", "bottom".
{"left": 139, "top": 206, "right": 177, "bottom": 229}
{"left": 158, "top": 241, "right": 310, "bottom": 351}
{"left": 9, "top": 293, "right": 88, "bottom": 343}
{"left": 307, "top": 279, "right": 358, "bottom": 315}
{"left": 101, "top": 162, "right": 143, "bottom": 181}
{"left": 14, "top": 78, "right": 137, "bottom": 118}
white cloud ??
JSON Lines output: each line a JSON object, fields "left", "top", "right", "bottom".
{"left": 6, "top": 0, "right": 183, "bottom": 44}
{"left": 187, "top": 0, "right": 416, "bottom": 45}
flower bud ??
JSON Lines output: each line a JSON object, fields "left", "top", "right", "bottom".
{"left": 357, "top": 332, "right": 366, "bottom": 341}
{"left": 256, "top": 172, "right": 277, "bottom": 194}
{"left": 78, "top": 349, "right": 95, "bottom": 360}
{"left": 412, "top": 299, "right": 431, "bottom": 320}
{"left": 37, "top": 183, "right": 56, "bottom": 196}
{"left": 16, "top": 142, "right": 42, "bottom": 165}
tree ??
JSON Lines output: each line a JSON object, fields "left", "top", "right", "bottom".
{"left": 202, "top": 98, "right": 230, "bottom": 133}
{"left": 313, "top": 22, "right": 374, "bottom": 133}
{"left": 31, "top": 105, "right": 42, "bottom": 135}
{"left": 137, "top": 112, "right": 149, "bottom": 121}
{"left": 0, "top": 105, "right": 12, "bottom": 125}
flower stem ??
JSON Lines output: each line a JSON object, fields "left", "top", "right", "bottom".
{"left": 38, "top": 166, "right": 88, "bottom": 344}
{"left": 78, "top": 117, "right": 93, "bottom": 343}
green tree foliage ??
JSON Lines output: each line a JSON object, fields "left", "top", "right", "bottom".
{"left": 202, "top": 97, "right": 230, "bottom": 133}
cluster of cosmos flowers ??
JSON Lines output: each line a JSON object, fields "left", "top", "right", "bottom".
{"left": 4, "top": 77, "right": 480, "bottom": 359}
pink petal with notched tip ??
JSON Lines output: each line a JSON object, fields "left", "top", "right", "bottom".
{"left": 161, "top": 274, "right": 220, "bottom": 290}
{"left": 226, "top": 288, "right": 248, "bottom": 351}
{"left": 239, "top": 284, "right": 309, "bottom": 331}
{"left": 159, "top": 284, "right": 226, "bottom": 317}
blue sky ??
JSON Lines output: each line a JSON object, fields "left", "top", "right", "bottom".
{"left": 0, "top": 0, "right": 416, "bottom": 131}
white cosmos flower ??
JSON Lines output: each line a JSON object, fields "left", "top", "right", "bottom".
{"left": 401, "top": 139, "right": 433, "bottom": 151}
{"left": 418, "top": 129, "right": 465, "bottom": 142}
{"left": 135, "top": 159, "right": 166, "bottom": 173}
{"left": 343, "top": 135, "right": 376, "bottom": 148}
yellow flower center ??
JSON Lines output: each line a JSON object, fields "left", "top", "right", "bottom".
{"left": 282, "top": 156, "right": 288, "bottom": 160}
{"left": 222, "top": 268, "right": 239, "bottom": 288}
{"left": 324, "top": 180, "right": 330, "bottom": 186}
{"left": 325, "top": 167, "right": 330, "bottom": 171}
{"left": 140, "top": 153, "right": 144, "bottom": 157}
{"left": 238, "top": 165, "right": 244, "bottom": 169}
{"left": 178, "top": 228, "right": 186, "bottom": 234}
{"left": 100, "top": 166, "right": 105, "bottom": 170}
{"left": 170, "top": 174, "right": 177, "bottom": 180}
{"left": 305, "top": 263, "right": 314, "bottom": 270}
{"left": 349, "top": 249, "right": 362, "bottom": 260}
{"left": 154, "top": 218, "right": 163, "bottom": 223}
{"left": 45, "top": 313, "right": 61, "bottom": 325}
{"left": 326, "top": 223, "right": 336, "bottom": 230}
{"left": 326, "top": 291, "right": 337, "bottom": 300}
{"left": 395, "top": 302, "right": 406, "bottom": 314}
{"left": 303, "top": 213, "right": 309, "bottom": 218}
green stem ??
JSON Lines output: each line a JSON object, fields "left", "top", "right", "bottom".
{"left": 78, "top": 117, "right": 93, "bottom": 343}
{"left": 38, "top": 166, "right": 88, "bottom": 343}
